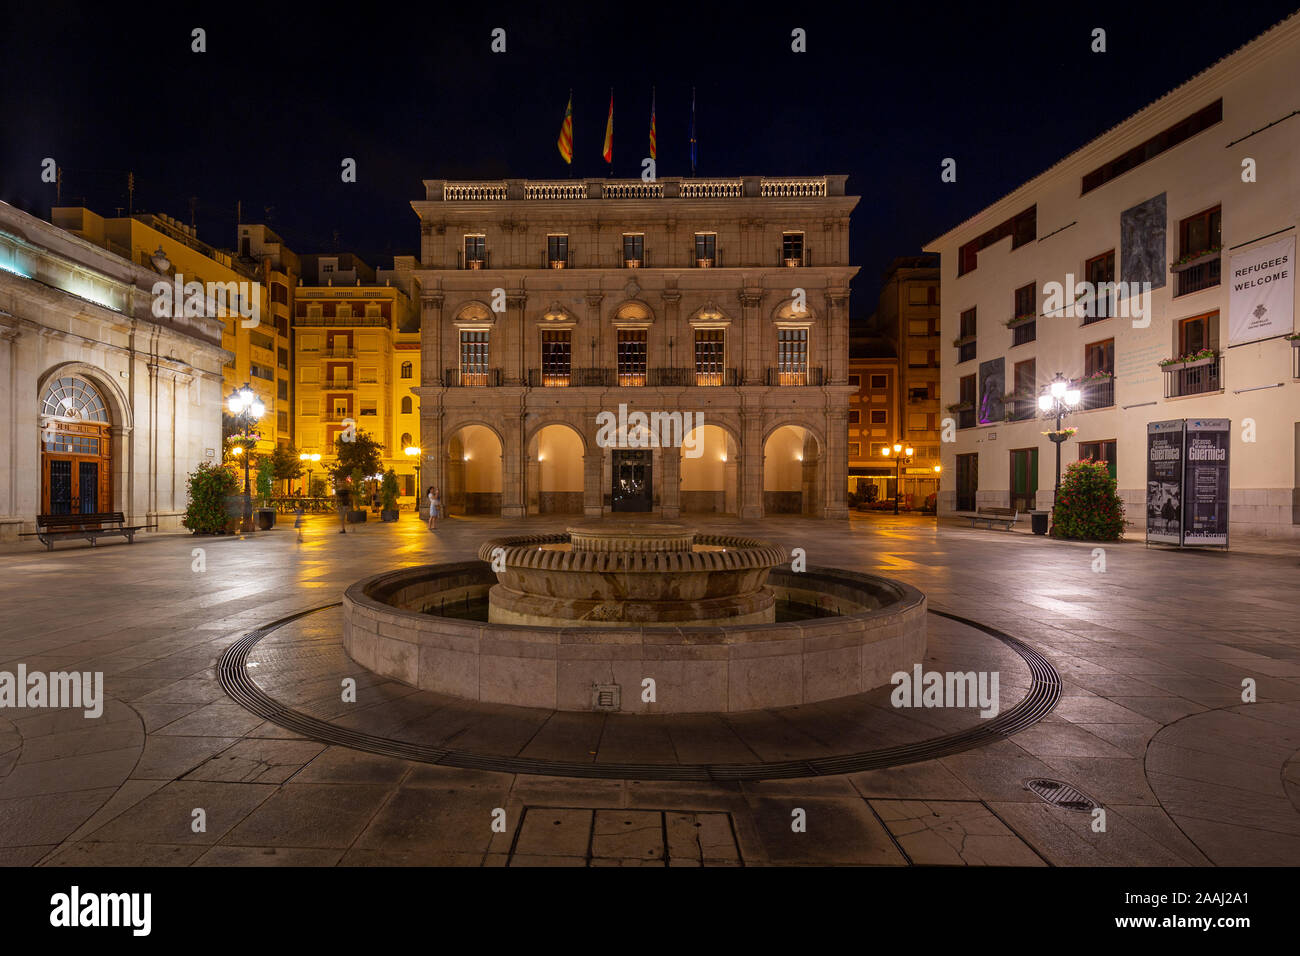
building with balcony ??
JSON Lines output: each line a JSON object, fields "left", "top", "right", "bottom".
{"left": 846, "top": 351, "right": 900, "bottom": 505}
{"left": 52, "top": 206, "right": 287, "bottom": 458}
{"left": 0, "top": 201, "right": 228, "bottom": 538}
{"left": 925, "top": 14, "right": 1300, "bottom": 536}
{"left": 874, "top": 256, "right": 942, "bottom": 507}
{"left": 292, "top": 254, "right": 420, "bottom": 501}
{"left": 237, "top": 224, "right": 300, "bottom": 448}
{"left": 410, "top": 175, "right": 858, "bottom": 518}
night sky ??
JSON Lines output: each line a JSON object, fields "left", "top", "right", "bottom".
{"left": 3, "top": 0, "right": 1297, "bottom": 315}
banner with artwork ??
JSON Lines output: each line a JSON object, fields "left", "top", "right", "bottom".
{"left": 1228, "top": 235, "right": 1294, "bottom": 345}
{"left": 1183, "top": 418, "right": 1230, "bottom": 546}
{"left": 1146, "top": 420, "right": 1184, "bottom": 545}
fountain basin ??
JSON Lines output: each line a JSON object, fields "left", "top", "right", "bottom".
{"left": 342, "top": 562, "right": 926, "bottom": 714}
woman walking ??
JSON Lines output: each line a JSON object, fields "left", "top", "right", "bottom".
{"left": 427, "top": 486, "right": 441, "bottom": 531}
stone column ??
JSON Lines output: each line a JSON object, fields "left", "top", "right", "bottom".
{"left": 824, "top": 408, "right": 849, "bottom": 519}
{"left": 739, "top": 398, "right": 764, "bottom": 519}
{"left": 420, "top": 291, "right": 443, "bottom": 388}
{"left": 661, "top": 289, "right": 681, "bottom": 376}
{"left": 583, "top": 448, "right": 603, "bottom": 516}
{"left": 501, "top": 400, "right": 525, "bottom": 517}
{"left": 738, "top": 289, "right": 764, "bottom": 385}
{"left": 505, "top": 292, "right": 528, "bottom": 386}
{"left": 660, "top": 443, "right": 680, "bottom": 518}
{"left": 825, "top": 291, "right": 849, "bottom": 384}
{"left": 584, "top": 292, "right": 604, "bottom": 378}
{"left": 418, "top": 292, "right": 444, "bottom": 519}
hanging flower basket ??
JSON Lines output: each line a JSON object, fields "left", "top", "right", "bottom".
{"left": 1042, "top": 428, "right": 1076, "bottom": 443}
{"left": 1158, "top": 349, "right": 1217, "bottom": 370}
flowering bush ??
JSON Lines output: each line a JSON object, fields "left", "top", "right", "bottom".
{"left": 1050, "top": 459, "right": 1125, "bottom": 541}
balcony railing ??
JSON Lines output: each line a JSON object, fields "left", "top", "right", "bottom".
{"left": 458, "top": 252, "right": 490, "bottom": 270}
{"left": 765, "top": 366, "right": 824, "bottom": 386}
{"left": 957, "top": 409, "right": 976, "bottom": 430}
{"left": 539, "top": 251, "right": 576, "bottom": 269}
{"left": 443, "top": 367, "right": 503, "bottom": 387}
{"left": 777, "top": 250, "right": 810, "bottom": 267}
{"left": 647, "top": 367, "right": 694, "bottom": 387}
{"left": 696, "top": 368, "right": 739, "bottom": 386}
{"left": 1175, "top": 256, "right": 1221, "bottom": 296}
{"left": 680, "top": 179, "right": 743, "bottom": 198}
{"left": 524, "top": 182, "right": 586, "bottom": 200}
{"left": 957, "top": 341, "right": 977, "bottom": 364}
{"left": 572, "top": 368, "right": 614, "bottom": 387}
{"left": 1004, "top": 398, "right": 1034, "bottom": 421}
{"left": 528, "top": 368, "right": 571, "bottom": 387}
{"left": 1011, "top": 321, "right": 1036, "bottom": 347}
{"left": 603, "top": 182, "right": 664, "bottom": 199}
{"left": 1163, "top": 356, "right": 1221, "bottom": 397}
{"left": 295, "top": 316, "right": 387, "bottom": 328}
{"left": 760, "top": 178, "right": 828, "bottom": 197}
{"left": 323, "top": 347, "right": 356, "bottom": 359}
{"left": 1078, "top": 375, "right": 1115, "bottom": 410}
{"left": 321, "top": 379, "right": 356, "bottom": 391}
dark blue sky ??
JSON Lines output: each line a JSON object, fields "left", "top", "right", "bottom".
{"left": 3, "top": 0, "right": 1297, "bottom": 314}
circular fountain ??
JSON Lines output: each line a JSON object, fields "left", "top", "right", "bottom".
{"left": 479, "top": 522, "right": 788, "bottom": 627}
{"left": 343, "top": 520, "right": 926, "bottom": 714}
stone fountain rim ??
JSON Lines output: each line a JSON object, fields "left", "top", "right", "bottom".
{"left": 475, "top": 532, "right": 789, "bottom": 573}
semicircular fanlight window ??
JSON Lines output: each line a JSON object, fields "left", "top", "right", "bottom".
{"left": 40, "top": 376, "right": 109, "bottom": 423}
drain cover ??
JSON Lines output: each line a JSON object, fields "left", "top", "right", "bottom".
{"left": 1024, "top": 778, "right": 1099, "bottom": 812}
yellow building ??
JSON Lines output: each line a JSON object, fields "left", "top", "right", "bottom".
{"left": 52, "top": 207, "right": 286, "bottom": 457}
{"left": 238, "top": 224, "right": 300, "bottom": 449}
{"left": 292, "top": 254, "right": 420, "bottom": 504}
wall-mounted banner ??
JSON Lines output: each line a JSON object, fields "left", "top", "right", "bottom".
{"left": 1228, "top": 234, "right": 1294, "bottom": 345}
{"left": 1146, "top": 420, "right": 1185, "bottom": 545}
{"left": 1183, "top": 418, "right": 1230, "bottom": 547}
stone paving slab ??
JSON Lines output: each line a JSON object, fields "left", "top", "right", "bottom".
{"left": 0, "top": 512, "right": 1294, "bottom": 865}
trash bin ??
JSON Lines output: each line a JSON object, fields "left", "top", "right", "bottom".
{"left": 1030, "top": 510, "right": 1049, "bottom": 535}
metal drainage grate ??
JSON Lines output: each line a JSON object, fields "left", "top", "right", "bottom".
{"left": 1025, "top": 778, "right": 1099, "bottom": 812}
{"left": 592, "top": 683, "right": 621, "bottom": 712}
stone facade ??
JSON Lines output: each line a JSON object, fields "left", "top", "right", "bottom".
{"left": 410, "top": 176, "right": 859, "bottom": 519}
{"left": 0, "top": 201, "right": 228, "bottom": 538}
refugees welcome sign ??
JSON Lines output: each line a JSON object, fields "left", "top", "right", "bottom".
{"left": 1228, "top": 235, "right": 1294, "bottom": 345}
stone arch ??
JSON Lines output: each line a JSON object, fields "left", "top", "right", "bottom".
{"left": 761, "top": 422, "right": 824, "bottom": 517}
{"left": 444, "top": 420, "right": 505, "bottom": 515}
{"left": 451, "top": 299, "right": 497, "bottom": 324}
{"left": 680, "top": 422, "right": 741, "bottom": 515}
{"left": 771, "top": 297, "right": 819, "bottom": 323}
{"left": 610, "top": 299, "right": 656, "bottom": 324}
{"left": 525, "top": 420, "right": 588, "bottom": 515}
{"left": 36, "top": 363, "right": 131, "bottom": 516}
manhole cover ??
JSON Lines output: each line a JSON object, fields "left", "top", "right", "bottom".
{"left": 1024, "top": 778, "right": 1099, "bottom": 812}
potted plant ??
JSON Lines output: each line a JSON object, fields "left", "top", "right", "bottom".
{"left": 379, "top": 469, "right": 400, "bottom": 522}
{"left": 1041, "top": 427, "right": 1077, "bottom": 443}
{"left": 254, "top": 457, "right": 276, "bottom": 530}
{"left": 946, "top": 400, "right": 973, "bottom": 413}
{"left": 347, "top": 467, "right": 368, "bottom": 522}
{"left": 1050, "top": 459, "right": 1126, "bottom": 541}
{"left": 951, "top": 335, "right": 976, "bottom": 348}
{"left": 1285, "top": 332, "right": 1300, "bottom": 346}
{"left": 1170, "top": 245, "right": 1222, "bottom": 270}
{"left": 1158, "top": 348, "right": 1218, "bottom": 369}
{"left": 1004, "top": 313, "right": 1035, "bottom": 328}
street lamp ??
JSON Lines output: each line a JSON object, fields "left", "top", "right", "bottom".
{"left": 299, "top": 452, "right": 320, "bottom": 497}
{"left": 404, "top": 446, "right": 421, "bottom": 512}
{"left": 881, "top": 442, "right": 915, "bottom": 515}
{"left": 227, "top": 383, "right": 266, "bottom": 532}
{"left": 1038, "top": 371, "right": 1082, "bottom": 509}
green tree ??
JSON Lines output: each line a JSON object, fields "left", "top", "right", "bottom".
{"left": 1051, "top": 459, "right": 1127, "bottom": 541}
{"left": 380, "top": 469, "right": 400, "bottom": 510}
{"left": 268, "top": 444, "right": 304, "bottom": 486}
{"left": 331, "top": 430, "right": 383, "bottom": 484}
{"left": 183, "top": 461, "right": 239, "bottom": 533}
{"left": 255, "top": 455, "right": 275, "bottom": 504}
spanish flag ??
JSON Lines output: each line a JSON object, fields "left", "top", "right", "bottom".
{"left": 556, "top": 92, "right": 573, "bottom": 165}
{"left": 602, "top": 90, "right": 614, "bottom": 164}
{"left": 649, "top": 88, "right": 656, "bottom": 160}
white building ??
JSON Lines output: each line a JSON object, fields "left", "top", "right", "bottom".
{"left": 926, "top": 14, "right": 1300, "bottom": 538}
{"left": 0, "top": 201, "right": 228, "bottom": 539}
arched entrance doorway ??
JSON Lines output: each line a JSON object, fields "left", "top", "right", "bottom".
{"left": 39, "top": 375, "right": 113, "bottom": 515}
{"left": 446, "top": 424, "right": 503, "bottom": 515}
{"left": 763, "top": 425, "right": 822, "bottom": 516}
{"left": 680, "top": 424, "right": 739, "bottom": 514}
{"left": 527, "top": 424, "right": 585, "bottom": 515}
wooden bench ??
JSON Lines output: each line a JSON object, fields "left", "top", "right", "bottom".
{"left": 28, "top": 512, "right": 146, "bottom": 551}
{"left": 968, "top": 506, "right": 1020, "bottom": 531}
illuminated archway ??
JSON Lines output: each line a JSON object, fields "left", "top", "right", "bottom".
{"left": 445, "top": 424, "right": 503, "bottom": 515}
{"left": 679, "top": 423, "right": 739, "bottom": 514}
{"left": 38, "top": 375, "right": 113, "bottom": 515}
{"left": 762, "top": 424, "right": 822, "bottom": 516}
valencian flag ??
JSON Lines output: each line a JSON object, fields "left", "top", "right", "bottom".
{"left": 649, "top": 88, "right": 657, "bottom": 160}
{"left": 602, "top": 90, "right": 614, "bottom": 164}
{"left": 556, "top": 92, "right": 574, "bottom": 165}
{"left": 689, "top": 87, "right": 697, "bottom": 175}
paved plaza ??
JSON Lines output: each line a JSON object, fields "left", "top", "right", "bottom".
{"left": 0, "top": 514, "right": 1297, "bottom": 866}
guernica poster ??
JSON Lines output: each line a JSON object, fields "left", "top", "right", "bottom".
{"left": 1146, "top": 420, "right": 1185, "bottom": 545}
{"left": 1146, "top": 418, "right": 1231, "bottom": 548}
{"left": 1228, "top": 234, "right": 1294, "bottom": 345}
{"left": 1183, "top": 419, "right": 1230, "bottom": 547}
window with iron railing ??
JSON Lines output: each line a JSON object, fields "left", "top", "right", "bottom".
{"left": 695, "top": 329, "right": 724, "bottom": 385}
{"left": 547, "top": 234, "right": 568, "bottom": 267}
{"left": 465, "top": 234, "right": 486, "bottom": 264}
{"left": 460, "top": 330, "right": 490, "bottom": 386}
{"left": 782, "top": 232, "right": 804, "bottom": 266}
{"left": 776, "top": 328, "right": 808, "bottom": 384}
{"left": 1175, "top": 206, "right": 1221, "bottom": 297}
{"left": 622, "top": 234, "right": 644, "bottom": 267}
{"left": 541, "top": 329, "right": 571, "bottom": 385}
{"left": 695, "top": 233, "right": 717, "bottom": 267}
{"left": 617, "top": 329, "right": 647, "bottom": 385}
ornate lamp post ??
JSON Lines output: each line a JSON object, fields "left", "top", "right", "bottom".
{"left": 881, "top": 442, "right": 914, "bottom": 514}
{"left": 299, "top": 452, "right": 320, "bottom": 498}
{"left": 226, "top": 383, "right": 265, "bottom": 532}
{"left": 405, "top": 446, "right": 422, "bottom": 512}
{"left": 1038, "top": 371, "right": 1082, "bottom": 506}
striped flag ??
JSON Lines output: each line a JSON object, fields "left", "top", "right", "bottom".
{"left": 556, "top": 92, "right": 573, "bottom": 165}
{"left": 649, "top": 88, "right": 657, "bottom": 160}
{"left": 602, "top": 90, "right": 614, "bottom": 164}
